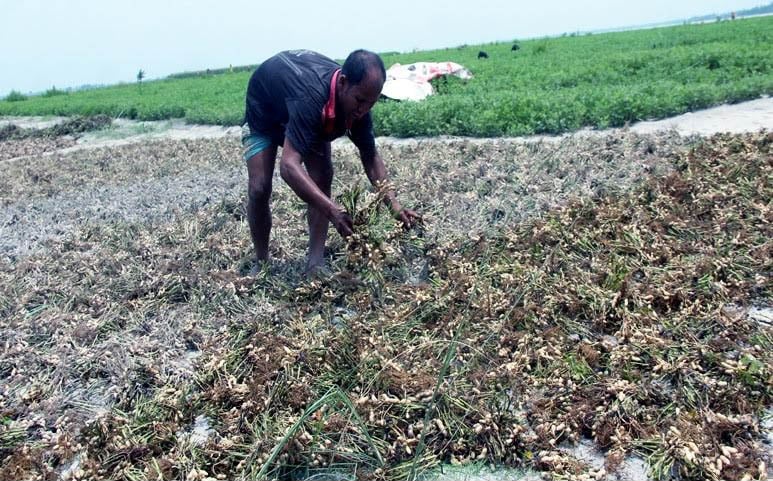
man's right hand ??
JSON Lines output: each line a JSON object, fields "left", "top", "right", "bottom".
{"left": 328, "top": 206, "right": 354, "bottom": 237}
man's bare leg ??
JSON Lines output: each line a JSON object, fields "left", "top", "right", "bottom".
{"left": 246, "top": 145, "right": 278, "bottom": 268}
{"left": 303, "top": 143, "right": 333, "bottom": 272}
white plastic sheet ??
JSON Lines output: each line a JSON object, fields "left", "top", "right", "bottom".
{"left": 381, "top": 62, "right": 473, "bottom": 101}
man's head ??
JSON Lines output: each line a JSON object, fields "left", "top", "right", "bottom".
{"left": 337, "top": 50, "right": 386, "bottom": 124}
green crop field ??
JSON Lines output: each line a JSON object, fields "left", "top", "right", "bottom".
{"left": 1, "top": 16, "right": 772, "bottom": 137}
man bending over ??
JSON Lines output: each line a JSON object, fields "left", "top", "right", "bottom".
{"left": 242, "top": 49, "right": 419, "bottom": 273}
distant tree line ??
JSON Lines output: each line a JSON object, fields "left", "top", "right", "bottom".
{"left": 166, "top": 64, "right": 259, "bottom": 80}
{"left": 688, "top": 1, "right": 773, "bottom": 22}
{"left": 740, "top": 2, "right": 773, "bottom": 16}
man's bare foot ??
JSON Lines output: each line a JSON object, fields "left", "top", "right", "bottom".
{"left": 304, "top": 258, "right": 331, "bottom": 278}
{"left": 248, "top": 259, "right": 270, "bottom": 277}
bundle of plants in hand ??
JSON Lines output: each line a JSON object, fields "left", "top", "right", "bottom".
{"left": 335, "top": 181, "right": 423, "bottom": 287}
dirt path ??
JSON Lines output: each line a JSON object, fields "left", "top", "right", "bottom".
{"left": 628, "top": 96, "right": 773, "bottom": 136}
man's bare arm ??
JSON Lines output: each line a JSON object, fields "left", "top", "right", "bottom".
{"left": 357, "top": 138, "right": 420, "bottom": 227}
{"left": 279, "top": 138, "right": 354, "bottom": 236}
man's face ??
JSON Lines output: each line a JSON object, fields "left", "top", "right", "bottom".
{"left": 338, "top": 69, "right": 383, "bottom": 124}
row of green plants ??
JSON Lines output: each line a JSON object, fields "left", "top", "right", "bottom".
{"left": 2, "top": 16, "right": 771, "bottom": 137}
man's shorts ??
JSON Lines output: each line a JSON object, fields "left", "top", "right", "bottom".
{"left": 241, "top": 123, "right": 275, "bottom": 162}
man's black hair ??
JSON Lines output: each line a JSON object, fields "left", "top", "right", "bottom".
{"left": 342, "top": 49, "right": 386, "bottom": 85}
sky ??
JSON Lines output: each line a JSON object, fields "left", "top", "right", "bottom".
{"left": 0, "top": 0, "right": 767, "bottom": 97}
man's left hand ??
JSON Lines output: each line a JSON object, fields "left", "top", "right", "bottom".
{"left": 395, "top": 207, "right": 421, "bottom": 229}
